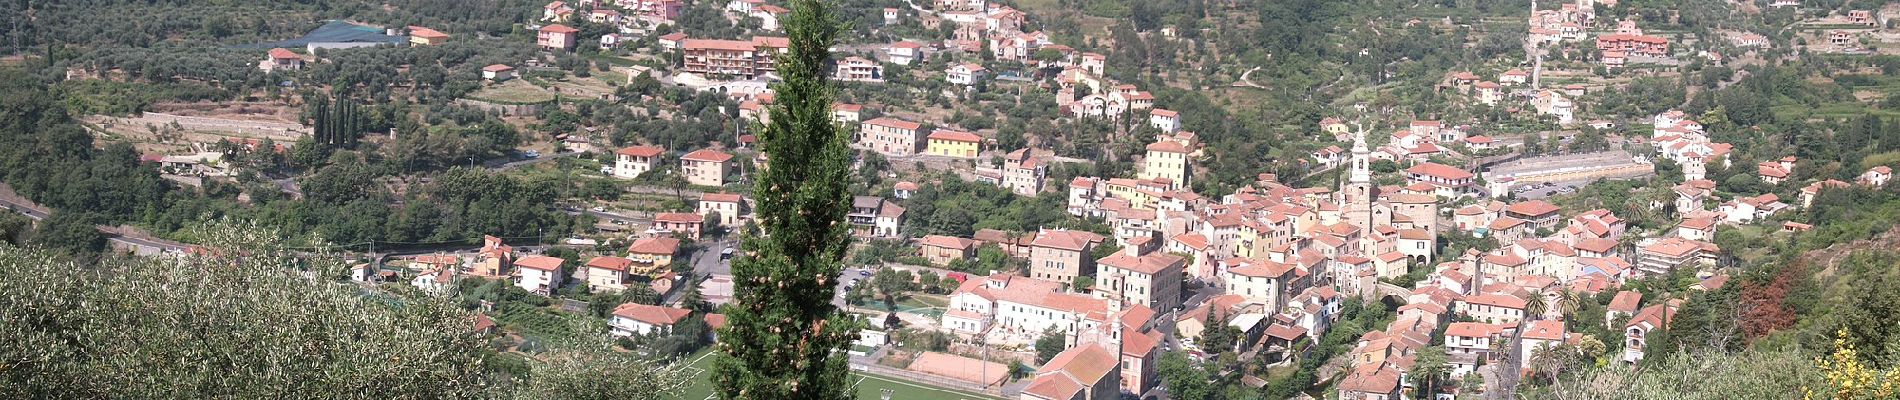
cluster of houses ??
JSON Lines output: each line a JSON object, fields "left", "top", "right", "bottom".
{"left": 376, "top": 235, "right": 684, "bottom": 299}
{"left": 540, "top": 0, "right": 686, "bottom": 51}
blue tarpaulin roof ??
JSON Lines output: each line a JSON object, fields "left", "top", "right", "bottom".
{"left": 244, "top": 20, "right": 406, "bottom": 49}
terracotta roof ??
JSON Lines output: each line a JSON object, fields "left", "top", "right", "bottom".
{"left": 920, "top": 235, "right": 977, "bottom": 250}
{"left": 539, "top": 24, "right": 579, "bottom": 33}
{"left": 1024, "top": 345, "right": 1118, "bottom": 400}
{"left": 658, "top": 32, "right": 688, "bottom": 41}
{"left": 617, "top": 145, "right": 663, "bottom": 157}
{"left": 1608, "top": 291, "right": 1642, "bottom": 313}
{"left": 1145, "top": 141, "right": 1188, "bottom": 153}
{"left": 894, "top": 181, "right": 919, "bottom": 191}
{"left": 1506, "top": 200, "right": 1561, "bottom": 216}
{"left": 410, "top": 26, "right": 448, "bottom": 38}
{"left": 682, "top": 38, "right": 755, "bottom": 51}
{"left": 1406, "top": 162, "right": 1474, "bottom": 180}
{"left": 655, "top": 212, "right": 703, "bottom": 224}
{"left": 268, "top": 48, "right": 300, "bottom": 60}
{"left": 751, "top": 36, "right": 790, "bottom": 48}
{"left": 515, "top": 256, "right": 564, "bottom": 271}
{"left": 586, "top": 256, "right": 635, "bottom": 271}
{"left": 1031, "top": 230, "right": 1100, "bottom": 251}
{"left": 1521, "top": 319, "right": 1567, "bottom": 341}
{"left": 863, "top": 117, "right": 922, "bottom": 131}
{"left": 704, "top": 313, "right": 726, "bottom": 329}
{"left": 612, "top": 303, "right": 692, "bottom": 326}
{"left": 1464, "top": 293, "right": 1528, "bottom": 309}
{"left": 1097, "top": 252, "right": 1183, "bottom": 275}
{"left": 681, "top": 149, "right": 733, "bottom": 162}
{"left": 1227, "top": 260, "right": 1295, "bottom": 278}
{"left": 628, "top": 237, "right": 681, "bottom": 255}
{"left": 702, "top": 192, "right": 743, "bottom": 203}
{"left": 1151, "top": 108, "right": 1179, "bottom": 117}
{"left": 928, "top": 130, "right": 983, "bottom": 143}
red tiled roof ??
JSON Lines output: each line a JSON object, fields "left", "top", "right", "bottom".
{"left": 617, "top": 145, "right": 663, "bottom": 157}
{"left": 1145, "top": 141, "right": 1188, "bottom": 153}
{"left": 928, "top": 130, "right": 983, "bottom": 143}
{"left": 628, "top": 237, "right": 681, "bottom": 255}
{"left": 612, "top": 303, "right": 692, "bottom": 326}
{"left": 539, "top": 24, "right": 579, "bottom": 33}
{"left": 863, "top": 117, "right": 922, "bottom": 130}
{"left": 1406, "top": 162, "right": 1474, "bottom": 180}
{"left": 920, "top": 235, "right": 977, "bottom": 250}
{"left": 1031, "top": 230, "right": 1100, "bottom": 251}
{"left": 655, "top": 212, "right": 704, "bottom": 224}
{"left": 1506, "top": 200, "right": 1561, "bottom": 216}
{"left": 1608, "top": 291, "right": 1642, "bottom": 313}
{"left": 683, "top": 38, "right": 755, "bottom": 51}
{"left": 682, "top": 149, "right": 733, "bottom": 162}
{"left": 515, "top": 255, "right": 564, "bottom": 271}
{"left": 268, "top": 48, "right": 300, "bottom": 60}
{"left": 586, "top": 256, "right": 635, "bottom": 271}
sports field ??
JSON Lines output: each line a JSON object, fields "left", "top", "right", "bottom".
{"left": 673, "top": 351, "right": 1001, "bottom": 400}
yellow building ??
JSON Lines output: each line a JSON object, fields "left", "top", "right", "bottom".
{"left": 626, "top": 237, "right": 681, "bottom": 276}
{"left": 1139, "top": 141, "right": 1190, "bottom": 190}
{"left": 409, "top": 26, "right": 449, "bottom": 45}
{"left": 924, "top": 130, "right": 983, "bottom": 158}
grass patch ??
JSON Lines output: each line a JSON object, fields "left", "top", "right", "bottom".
{"left": 469, "top": 79, "right": 556, "bottom": 104}
{"left": 673, "top": 350, "right": 1001, "bottom": 400}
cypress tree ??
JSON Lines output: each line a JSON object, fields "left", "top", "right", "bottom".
{"left": 710, "top": 0, "right": 859, "bottom": 398}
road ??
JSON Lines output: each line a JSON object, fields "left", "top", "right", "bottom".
{"left": 492, "top": 151, "right": 583, "bottom": 171}
{"left": 664, "top": 238, "right": 735, "bottom": 305}
{"left": 1, "top": 196, "right": 192, "bottom": 255}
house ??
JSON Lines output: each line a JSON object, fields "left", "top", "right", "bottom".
{"left": 1029, "top": 229, "right": 1104, "bottom": 287}
{"left": 1445, "top": 322, "right": 1504, "bottom": 376}
{"left": 537, "top": 24, "right": 580, "bottom": 51}
{"left": 1336, "top": 364, "right": 1404, "bottom": 400}
{"left": 1000, "top": 148, "right": 1047, "bottom": 196}
{"left": 657, "top": 32, "right": 688, "bottom": 50}
{"left": 1224, "top": 259, "right": 1296, "bottom": 311}
{"left": 1623, "top": 300, "right": 1681, "bottom": 363}
{"left": 1475, "top": 81, "right": 1502, "bottom": 105}
{"left": 1139, "top": 141, "right": 1191, "bottom": 190}
{"left": 609, "top": 303, "right": 694, "bottom": 337}
{"left": 1022, "top": 345, "right": 1120, "bottom": 400}
{"left": 1500, "top": 69, "right": 1529, "bottom": 85}
{"left": 1093, "top": 245, "right": 1185, "bottom": 312}
{"left": 514, "top": 256, "right": 566, "bottom": 295}
{"left": 473, "top": 236, "right": 514, "bottom": 277}
{"left": 1458, "top": 293, "right": 1528, "bottom": 325}
{"left": 1518, "top": 319, "right": 1571, "bottom": 366}
{"left": 1404, "top": 162, "right": 1475, "bottom": 198}
{"left": 1830, "top": 31, "right": 1856, "bottom": 47}
{"left": 1606, "top": 290, "right": 1643, "bottom": 327}
{"left": 1601, "top": 50, "right": 1627, "bottom": 68}
{"left": 1800, "top": 179, "right": 1851, "bottom": 208}
{"left": 1861, "top": 166, "right": 1891, "bottom": 187}
{"left": 1504, "top": 200, "right": 1563, "bottom": 231}
{"left": 585, "top": 256, "right": 635, "bottom": 292}
{"left": 1849, "top": 10, "right": 1876, "bottom": 27}
{"left": 833, "top": 56, "right": 882, "bottom": 82}
{"left": 925, "top": 130, "right": 983, "bottom": 158}
{"left": 749, "top": 5, "right": 789, "bottom": 30}
{"left": 1149, "top": 109, "right": 1181, "bottom": 133}
{"left": 832, "top": 103, "right": 864, "bottom": 124}
{"left": 894, "top": 181, "right": 918, "bottom": 199}
{"left": 409, "top": 26, "right": 449, "bottom": 45}
{"left": 411, "top": 267, "right": 456, "bottom": 294}
{"left": 681, "top": 149, "right": 734, "bottom": 186}
{"left": 698, "top": 192, "right": 747, "bottom": 227}
{"left": 1636, "top": 238, "right": 1716, "bottom": 276}
{"left": 1757, "top": 156, "right": 1796, "bottom": 184}
{"left": 1677, "top": 216, "right": 1716, "bottom": 241}
{"left": 626, "top": 237, "right": 681, "bottom": 275}
{"left": 260, "top": 48, "right": 303, "bottom": 72}
{"left": 919, "top": 235, "right": 979, "bottom": 266}
{"left": 614, "top": 145, "right": 664, "bottom": 179}
{"left": 848, "top": 196, "right": 906, "bottom": 238}
{"left": 652, "top": 213, "right": 706, "bottom": 240}
{"left": 883, "top": 7, "right": 900, "bottom": 24}
{"left": 858, "top": 117, "right": 928, "bottom": 157}
{"left": 947, "top": 62, "right": 988, "bottom": 86}
{"left": 888, "top": 41, "right": 925, "bottom": 65}
{"left": 1596, "top": 34, "right": 1668, "bottom": 57}
{"left": 599, "top": 33, "right": 625, "bottom": 50}
{"left": 680, "top": 36, "right": 790, "bottom": 78}
{"left": 543, "top": 1, "right": 573, "bottom": 20}
{"left": 482, "top": 64, "right": 516, "bottom": 81}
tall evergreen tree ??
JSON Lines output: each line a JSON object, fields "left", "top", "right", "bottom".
{"left": 711, "top": 0, "right": 858, "bottom": 398}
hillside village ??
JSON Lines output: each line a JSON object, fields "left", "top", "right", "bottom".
{"left": 12, "top": 0, "right": 1900, "bottom": 398}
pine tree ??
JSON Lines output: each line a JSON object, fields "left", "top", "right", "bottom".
{"left": 710, "top": 0, "right": 858, "bottom": 398}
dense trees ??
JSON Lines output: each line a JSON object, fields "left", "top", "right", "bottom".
{"left": 711, "top": 0, "right": 860, "bottom": 398}
{"left": 0, "top": 222, "right": 680, "bottom": 398}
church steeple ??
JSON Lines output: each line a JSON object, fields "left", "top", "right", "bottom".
{"left": 1345, "top": 124, "right": 1372, "bottom": 201}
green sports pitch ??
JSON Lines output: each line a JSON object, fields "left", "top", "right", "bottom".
{"left": 673, "top": 351, "right": 1001, "bottom": 400}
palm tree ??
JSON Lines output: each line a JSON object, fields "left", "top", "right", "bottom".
{"left": 1554, "top": 290, "right": 1580, "bottom": 320}
{"left": 1525, "top": 292, "right": 1548, "bottom": 321}
{"left": 1410, "top": 345, "right": 1449, "bottom": 399}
